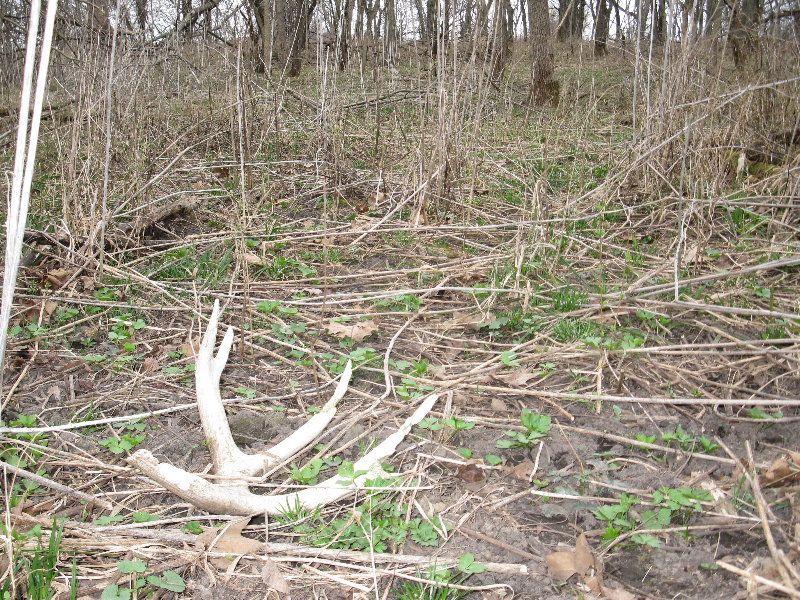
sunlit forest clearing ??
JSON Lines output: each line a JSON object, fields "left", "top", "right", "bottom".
{"left": 0, "top": 0, "right": 799, "bottom": 596}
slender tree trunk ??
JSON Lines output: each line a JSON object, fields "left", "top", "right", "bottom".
{"left": 88, "top": 0, "right": 111, "bottom": 38}
{"left": 637, "top": 0, "right": 651, "bottom": 40}
{"left": 443, "top": 0, "right": 450, "bottom": 46}
{"left": 490, "top": 0, "right": 512, "bottom": 75}
{"left": 286, "top": 0, "right": 315, "bottom": 76}
{"left": 477, "top": 0, "right": 492, "bottom": 37}
{"left": 426, "top": 0, "right": 438, "bottom": 54}
{"left": 519, "top": 0, "right": 528, "bottom": 39}
{"left": 337, "top": 0, "right": 353, "bottom": 69}
{"left": 463, "top": 0, "right": 474, "bottom": 36}
{"left": 355, "top": 0, "right": 366, "bottom": 36}
{"left": 135, "top": 0, "right": 148, "bottom": 30}
{"left": 654, "top": 0, "right": 665, "bottom": 42}
{"left": 528, "top": 0, "right": 558, "bottom": 104}
{"left": 273, "top": 0, "right": 290, "bottom": 72}
{"left": 411, "top": 0, "right": 425, "bottom": 37}
{"left": 729, "top": 0, "right": 761, "bottom": 68}
{"left": 254, "top": 0, "right": 274, "bottom": 72}
{"left": 385, "top": 0, "right": 396, "bottom": 64}
{"left": 557, "top": 0, "right": 569, "bottom": 39}
{"left": 181, "top": 0, "right": 193, "bottom": 37}
{"left": 558, "top": 0, "right": 584, "bottom": 39}
{"left": 704, "top": 0, "right": 719, "bottom": 34}
{"left": 680, "top": 0, "right": 691, "bottom": 41}
{"left": 594, "top": 0, "right": 610, "bottom": 54}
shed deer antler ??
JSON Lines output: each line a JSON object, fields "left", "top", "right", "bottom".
{"left": 128, "top": 300, "right": 438, "bottom": 516}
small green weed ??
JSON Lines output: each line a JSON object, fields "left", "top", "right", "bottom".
{"left": 374, "top": 294, "right": 422, "bottom": 312}
{"left": 99, "top": 420, "right": 146, "bottom": 455}
{"left": 101, "top": 558, "right": 186, "bottom": 598}
{"left": 496, "top": 409, "right": 551, "bottom": 449}
{"left": 552, "top": 318, "right": 599, "bottom": 343}
{"left": 1, "top": 519, "right": 68, "bottom": 600}
{"left": 550, "top": 286, "right": 585, "bottom": 312}
{"left": 286, "top": 480, "right": 444, "bottom": 553}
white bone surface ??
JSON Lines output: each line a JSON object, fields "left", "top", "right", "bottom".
{"left": 128, "top": 302, "right": 437, "bottom": 516}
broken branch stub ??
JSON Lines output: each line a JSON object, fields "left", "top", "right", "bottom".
{"left": 127, "top": 300, "right": 438, "bottom": 516}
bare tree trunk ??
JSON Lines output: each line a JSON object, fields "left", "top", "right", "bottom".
{"left": 594, "top": 0, "right": 610, "bottom": 54}
{"left": 558, "top": 0, "right": 584, "bottom": 39}
{"left": 254, "top": 0, "right": 274, "bottom": 72}
{"left": 477, "top": 0, "right": 492, "bottom": 36}
{"left": 463, "top": 0, "right": 474, "bottom": 36}
{"left": 729, "top": 0, "right": 761, "bottom": 67}
{"left": 181, "top": 0, "right": 194, "bottom": 37}
{"left": 637, "top": 0, "right": 651, "bottom": 40}
{"left": 680, "top": 0, "right": 691, "bottom": 41}
{"left": 87, "top": 0, "right": 111, "bottom": 39}
{"left": 654, "top": 0, "right": 665, "bottom": 42}
{"left": 426, "top": 0, "right": 438, "bottom": 54}
{"left": 274, "top": 0, "right": 290, "bottom": 72}
{"left": 613, "top": 0, "right": 623, "bottom": 45}
{"left": 385, "top": 0, "right": 397, "bottom": 64}
{"left": 443, "top": 0, "right": 450, "bottom": 46}
{"left": 528, "top": 0, "right": 558, "bottom": 104}
{"left": 134, "top": 0, "right": 148, "bottom": 30}
{"left": 412, "top": 0, "right": 425, "bottom": 37}
{"left": 704, "top": 0, "right": 719, "bottom": 34}
{"left": 287, "top": 0, "right": 315, "bottom": 76}
{"left": 490, "top": 0, "right": 512, "bottom": 75}
{"left": 338, "top": 0, "right": 354, "bottom": 69}
{"left": 519, "top": 0, "right": 528, "bottom": 39}
{"left": 355, "top": 0, "right": 366, "bottom": 36}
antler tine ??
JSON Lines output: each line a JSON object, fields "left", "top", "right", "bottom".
{"left": 213, "top": 325, "right": 235, "bottom": 381}
{"left": 195, "top": 300, "right": 254, "bottom": 476}
{"left": 199, "top": 299, "right": 222, "bottom": 362}
{"left": 265, "top": 359, "right": 353, "bottom": 464}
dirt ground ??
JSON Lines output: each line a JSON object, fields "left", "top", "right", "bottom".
{"left": 4, "top": 193, "right": 799, "bottom": 599}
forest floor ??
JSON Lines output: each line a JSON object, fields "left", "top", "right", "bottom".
{"left": 1, "top": 43, "right": 799, "bottom": 599}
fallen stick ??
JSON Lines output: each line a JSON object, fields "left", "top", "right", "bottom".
{"left": 87, "top": 525, "right": 530, "bottom": 575}
{"left": 0, "top": 460, "right": 114, "bottom": 510}
{"left": 717, "top": 561, "right": 800, "bottom": 599}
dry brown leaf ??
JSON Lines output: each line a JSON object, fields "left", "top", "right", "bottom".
{"left": 545, "top": 533, "right": 597, "bottom": 583}
{"left": 142, "top": 356, "right": 159, "bottom": 374}
{"left": 546, "top": 535, "right": 631, "bottom": 599}
{"left": 323, "top": 319, "right": 378, "bottom": 342}
{"left": 490, "top": 398, "right": 509, "bottom": 412}
{"left": 456, "top": 463, "right": 485, "bottom": 485}
{"left": 241, "top": 252, "right": 265, "bottom": 266}
{"left": 441, "top": 339, "right": 465, "bottom": 362}
{"left": 43, "top": 300, "right": 58, "bottom": 318}
{"left": 45, "top": 385, "right": 62, "bottom": 402}
{"left": 764, "top": 452, "right": 800, "bottom": 487}
{"left": 197, "top": 518, "right": 262, "bottom": 568}
{"left": 493, "top": 370, "right": 537, "bottom": 387}
{"left": 351, "top": 215, "right": 373, "bottom": 231}
{"left": 44, "top": 267, "right": 72, "bottom": 289}
{"left": 510, "top": 459, "right": 535, "bottom": 482}
{"left": 261, "top": 559, "right": 290, "bottom": 596}
{"left": 698, "top": 478, "right": 737, "bottom": 515}
{"left": 574, "top": 533, "right": 596, "bottom": 574}
{"left": 178, "top": 339, "right": 201, "bottom": 357}
{"left": 444, "top": 312, "right": 492, "bottom": 331}
{"left": 545, "top": 550, "right": 579, "bottom": 582}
